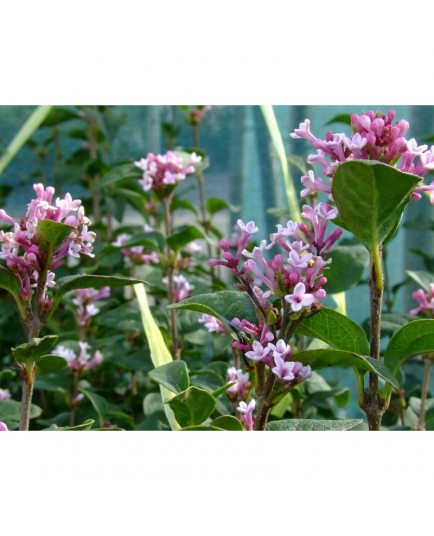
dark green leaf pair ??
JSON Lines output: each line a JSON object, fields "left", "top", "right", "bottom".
{"left": 12, "top": 335, "right": 68, "bottom": 375}
{"left": 148, "top": 361, "right": 243, "bottom": 430}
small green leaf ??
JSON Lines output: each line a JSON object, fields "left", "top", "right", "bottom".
{"left": 169, "top": 291, "right": 257, "bottom": 332}
{"left": 325, "top": 113, "right": 352, "bottom": 126}
{"left": 36, "top": 220, "right": 74, "bottom": 259}
{"left": 295, "top": 348, "right": 399, "bottom": 389}
{"left": 79, "top": 388, "right": 109, "bottom": 427}
{"left": 333, "top": 388, "right": 351, "bottom": 408}
{"left": 407, "top": 270, "right": 434, "bottom": 293}
{"left": 167, "top": 225, "right": 206, "bottom": 252}
{"left": 332, "top": 161, "right": 420, "bottom": 250}
{"left": 52, "top": 274, "right": 145, "bottom": 311}
{"left": 266, "top": 418, "right": 363, "bottom": 431}
{"left": 206, "top": 197, "right": 231, "bottom": 215}
{"left": 297, "top": 307, "right": 370, "bottom": 355}
{"left": 171, "top": 198, "right": 199, "bottom": 216}
{"left": 211, "top": 415, "right": 243, "bottom": 431}
{"left": 325, "top": 244, "right": 369, "bottom": 293}
{"left": 39, "top": 107, "right": 80, "bottom": 127}
{"left": 12, "top": 335, "right": 59, "bottom": 364}
{"left": 148, "top": 361, "right": 190, "bottom": 394}
{"left": 45, "top": 419, "right": 95, "bottom": 431}
{"left": 167, "top": 386, "right": 216, "bottom": 428}
{"left": 35, "top": 354, "right": 68, "bottom": 375}
{"left": 0, "top": 268, "right": 26, "bottom": 318}
{"left": 98, "top": 163, "right": 143, "bottom": 189}
{"left": 211, "top": 382, "right": 236, "bottom": 398}
{"left": 384, "top": 319, "right": 434, "bottom": 375}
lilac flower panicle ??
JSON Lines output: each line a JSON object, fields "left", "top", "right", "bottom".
{"left": 291, "top": 110, "right": 434, "bottom": 203}
{"left": 163, "top": 274, "right": 194, "bottom": 302}
{"left": 135, "top": 150, "right": 201, "bottom": 193}
{"left": 72, "top": 286, "right": 111, "bottom": 326}
{"left": 0, "top": 421, "right": 8, "bottom": 431}
{"left": 0, "top": 183, "right": 95, "bottom": 303}
{"left": 54, "top": 342, "right": 103, "bottom": 372}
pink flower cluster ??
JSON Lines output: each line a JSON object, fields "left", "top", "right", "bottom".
{"left": 73, "top": 286, "right": 111, "bottom": 326}
{"left": 291, "top": 110, "right": 434, "bottom": 202}
{"left": 163, "top": 274, "right": 195, "bottom": 302}
{"left": 245, "top": 338, "right": 311, "bottom": 387}
{"left": 210, "top": 205, "right": 341, "bottom": 303}
{"left": 112, "top": 233, "right": 159, "bottom": 265}
{"left": 410, "top": 285, "right": 434, "bottom": 316}
{"left": 184, "top": 105, "right": 212, "bottom": 126}
{"left": 134, "top": 151, "right": 201, "bottom": 193}
{"left": 226, "top": 367, "right": 251, "bottom": 401}
{"left": 53, "top": 341, "right": 103, "bottom": 372}
{"left": 0, "top": 421, "right": 8, "bottom": 431}
{"left": 0, "top": 388, "right": 11, "bottom": 401}
{"left": 0, "top": 183, "right": 95, "bottom": 301}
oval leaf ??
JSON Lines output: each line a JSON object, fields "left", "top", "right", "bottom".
{"left": 332, "top": 161, "right": 420, "bottom": 250}
{"left": 167, "top": 225, "right": 206, "bottom": 252}
{"left": 148, "top": 360, "right": 190, "bottom": 394}
{"left": 266, "top": 418, "right": 363, "bottom": 431}
{"left": 384, "top": 319, "right": 434, "bottom": 375}
{"left": 297, "top": 307, "right": 370, "bottom": 354}
{"left": 167, "top": 386, "right": 216, "bottom": 428}
{"left": 295, "top": 348, "right": 399, "bottom": 389}
{"left": 98, "top": 163, "right": 143, "bottom": 189}
{"left": 211, "top": 415, "right": 243, "bottom": 431}
{"left": 35, "top": 354, "right": 68, "bottom": 375}
{"left": 168, "top": 291, "right": 257, "bottom": 331}
{"left": 79, "top": 388, "right": 109, "bottom": 427}
{"left": 36, "top": 220, "right": 74, "bottom": 259}
{"left": 45, "top": 419, "right": 95, "bottom": 431}
{"left": 324, "top": 244, "right": 369, "bottom": 293}
{"left": 52, "top": 274, "right": 145, "bottom": 311}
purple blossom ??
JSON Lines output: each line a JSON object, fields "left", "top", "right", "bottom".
{"left": 237, "top": 399, "right": 256, "bottom": 431}
{"left": 198, "top": 314, "right": 226, "bottom": 333}
{"left": 0, "top": 421, "right": 8, "bottom": 431}
{"left": 245, "top": 340, "right": 271, "bottom": 363}
{"left": 112, "top": 233, "right": 159, "bottom": 265}
{"left": 410, "top": 285, "right": 434, "bottom": 316}
{"left": 285, "top": 282, "right": 315, "bottom": 312}
{"left": 268, "top": 339, "right": 292, "bottom": 360}
{"left": 272, "top": 356, "right": 312, "bottom": 387}
{"left": 227, "top": 367, "right": 251, "bottom": 401}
